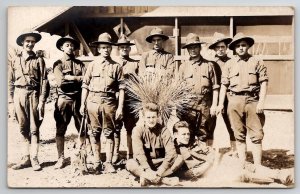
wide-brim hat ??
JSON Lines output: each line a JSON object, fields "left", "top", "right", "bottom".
{"left": 182, "top": 33, "right": 205, "bottom": 49}
{"left": 116, "top": 34, "right": 135, "bottom": 46}
{"left": 208, "top": 32, "right": 232, "bottom": 49}
{"left": 56, "top": 35, "right": 80, "bottom": 51}
{"left": 16, "top": 30, "right": 42, "bottom": 46}
{"left": 146, "top": 27, "right": 169, "bottom": 43}
{"left": 228, "top": 32, "right": 255, "bottom": 50}
{"left": 89, "top": 32, "right": 115, "bottom": 47}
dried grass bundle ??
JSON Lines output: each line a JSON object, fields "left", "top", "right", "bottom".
{"left": 125, "top": 69, "right": 196, "bottom": 124}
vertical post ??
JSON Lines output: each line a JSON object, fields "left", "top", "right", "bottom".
{"left": 174, "top": 17, "right": 179, "bottom": 76}
{"left": 120, "top": 17, "right": 124, "bottom": 36}
{"left": 65, "top": 22, "right": 69, "bottom": 36}
{"left": 229, "top": 17, "right": 234, "bottom": 38}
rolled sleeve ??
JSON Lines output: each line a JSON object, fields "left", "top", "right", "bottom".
{"left": 257, "top": 60, "right": 268, "bottom": 83}
{"left": 82, "top": 62, "right": 93, "bottom": 90}
{"left": 8, "top": 61, "right": 15, "bottom": 103}
{"left": 221, "top": 62, "right": 230, "bottom": 87}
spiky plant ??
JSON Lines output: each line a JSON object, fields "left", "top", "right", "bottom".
{"left": 125, "top": 68, "right": 196, "bottom": 125}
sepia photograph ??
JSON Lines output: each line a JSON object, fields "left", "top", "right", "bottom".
{"left": 7, "top": 6, "right": 294, "bottom": 188}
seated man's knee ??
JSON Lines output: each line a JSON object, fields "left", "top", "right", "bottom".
{"left": 126, "top": 159, "right": 137, "bottom": 172}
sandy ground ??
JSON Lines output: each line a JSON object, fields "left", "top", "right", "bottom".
{"left": 7, "top": 102, "right": 294, "bottom": 188}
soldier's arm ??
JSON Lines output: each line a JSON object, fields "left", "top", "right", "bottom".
{"left": 132, "top": 126, "right": 151, "bottom": 170}
{"left": 217, "top": 62, "right": 230, "bottom": 114}
{"left": 210, "top": 62, "right": 220, "bottom": 115}
{"left": 80, "top": 62, "right": 93, "bottom": 115}
{"left": 38, "top": 57, "right": 48, "bottom": 104}
{"left": 256, "top": 60, "right": 268, "bottom": 113}
{"left": 156, "top": 128, "right": 177, "bottom": 176}
{"left": 8, "top": 60, "right": 15, "bottom": 103}
{"left": 71, "top": 61, "right": 86, "bottom": 82}
{"left": 138, "top": 52, "right": 147, "bottom": 76}
{"left": 53, "top": 61, "right": 64, "bottom": 87}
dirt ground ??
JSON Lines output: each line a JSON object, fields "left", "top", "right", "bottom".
{"left": 7, "top": 102, "right": 294, "bottom": 188}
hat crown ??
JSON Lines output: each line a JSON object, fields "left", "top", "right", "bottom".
{"left": 117, "top": 34, "right": 131, "bottom": 44}
{"left": 186, "top": 33, "right": 200, "bottom": 44}
{"left": 233, "top": 32, "right": 247, "bottom": 41}
{"left": 150, "top": 27, "right": 164, "bottom": 36}
{"left": 97, "top": 32, "right": 112, "bottom": 42}
{"left": 212, "top": 32, "right": 227, "bottom": 41}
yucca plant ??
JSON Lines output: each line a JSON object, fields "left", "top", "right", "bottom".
{"left": 125, "top": 69, "right": 196, "bottom": 125}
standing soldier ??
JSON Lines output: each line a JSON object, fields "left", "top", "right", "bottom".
{"left": 139, "top": 27, "right": 175, "bottom": 78}
{"left": 113, "top": 34, "right": 139, "bottom": 163}
{"left": 8, "top": 30, "right": 48, "bottom": 171}
{"left": 52, "top": 35, "right": 86, "bottom": 169}
{"left": 217, "top": 33, "right": 268, "bottom": 171}
{"left": 179, "top": 33, "right": 219, "bottom": 145}
{"left": 208, "top": 32, "right": 236, "bottom": 153}
{"left": 80, "top": 32, "right": 125, "bottom": 174}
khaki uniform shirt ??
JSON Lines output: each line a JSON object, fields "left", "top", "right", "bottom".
{"left": 82, "top": 56, "right": 125, "bottom": 93}
{"left": 132, "top": 123, "right": 177, "bottom": 171}
{"left": 221, "top": 54, "right": 268, "bottom": 93}
{"left": 8, "top": 51, "right": 48, "bottom": 103}
{"left": 53, "top": 54, "right": 86, "bottom": 96}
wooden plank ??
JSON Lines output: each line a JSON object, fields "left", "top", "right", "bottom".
{"left": 64, "top": 22, "right": 69, "bottom": 36}
{"left": 229, "top": 17, "right": 234, "bottom": 38}
{"left": 71, "top": 22, "right": 94, "bottom": 57}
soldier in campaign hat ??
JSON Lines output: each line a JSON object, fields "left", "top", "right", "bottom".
{"left": 52, "top": 35, "right": 86, "bottom": 169}
{"left": 81, "top": 32, "right": 125, "bottom": 174}
{"left": 217, "top": 32, "right": 268, "bottom": 172}
{"left": 8, "top": 29, "right": 48, "bottom": 171}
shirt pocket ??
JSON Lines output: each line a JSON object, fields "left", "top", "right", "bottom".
{"left": 30, "top": 62, "right": 39, "bottom": 79}
{"left": 228, "top": 68, "right": 239, "bottom": 87}
{"left": 248, "top": 68, "right": 258, "bottom": 85}
{"left": 74, "top": 66, "right": 83, "bottom": 76}
{"left": 105, "top": 71, "right": 115, "bottom": 87}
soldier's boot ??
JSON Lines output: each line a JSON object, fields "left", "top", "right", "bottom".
{"left": 127, "top": 133, "right": 133, "bottom": 159}
{"left": 112, "top": 136, "right": 120, "bottom": 164}
{"left": 54, "top": 136, "right": 66, "bottom": 169}
{"left": 90, "top": 141, "right": 101, "bottom": 174}
{"left": 161, "top": 177, "right": 180, "bottom": 186}
{"left": 12, "top": 155, "right": 31, "bottom": 170}
{"left": 104, "top": 138, "right": 116, "bottom": 173}
{"left": 12, "top": 140, "right": 31, "bottom": 170}
{"left": 140, "top": 177, "right": 150, "bottom": 187}
{"left": 276, "top": 169, "right": 294, "bottom": 186}
{"left": 30, "top": 135, "right": 42, "bottom": 171}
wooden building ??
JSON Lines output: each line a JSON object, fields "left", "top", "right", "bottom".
{"left": 34, "top": 6, "right": 294, "bottom": 110}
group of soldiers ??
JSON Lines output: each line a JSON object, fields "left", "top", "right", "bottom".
{"left": 9, "top": 26, "right": 293, "bottom": 186}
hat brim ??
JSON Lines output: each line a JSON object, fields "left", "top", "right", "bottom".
{"left": 146, "top": 34, "right": 169, "bottom": 43}
{"left": 182, "top": 42, "right": 205, "bottom": 49}
{"left": 56, "top": 37, "right": 80, "bottom": 51}
{"left": 16, "top": 33, "right": 42, "bottom": 46}
{"left": 208, "top": 38, "right": 232, "bottom": 49}
{"left": 228, "top": 37, "right": 254, "bottom": 50}
{"left": 89, "top": 41, "right": 115, "bottom": 47}
{"left": 116, "top": 42, "right": 135, "bottom": 46}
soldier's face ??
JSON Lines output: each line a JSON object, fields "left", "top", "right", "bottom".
{"left": 97, "top": 44, "right": 112, "bottom": 57}
{"left": 61, "top": 41, "right": 75, "bottom": 55}
{"left": 175, "top": 127, "right": 190, "bottom": 145}
{"left": 22, "top": 36, "right": 36, "bottom": 52}
{"left": 187, "top": 44, "right": 201, "bottom": 58}
{"left": 144, "top": 110, "right": 159, "bottom": 128}
{"left": 214, "top": 42, "right": 227, "bottom": 57}
{"left": 151, "top": 36, "right": 164, "bottom": 51}
{"left": 118, "top": 45, "right": 131, "bottom": 57}
{"left": 234, "top": 40, "right": 249, "bottom": 56}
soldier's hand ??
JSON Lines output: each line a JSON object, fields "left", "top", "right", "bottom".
{"left": 256, "top": 102, "right": 264, "bottom": 114}
{"left": 64, "top": 75, "right": 74, "bottom": 81}
{"left": 210, "top": 105, "right": 217, "bottom": 116}
{"left": 216, "top": 105, "right": 224, "bottom": 115}
{"left": 8, "top": 102, "right": 15, "bottom": 120}
{"left": 37, "top": 102, "right": 45, "bottom": 120}
{"left": 144, "top": 169, "right": 161, "bottom": 184}
{"left": 115, "top": 107, "right": 123, "bottom": 120}
{"left": 80, "top": 105, "right": 86, "bottom": 115}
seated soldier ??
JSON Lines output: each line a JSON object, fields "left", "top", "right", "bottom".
{"left": 126, "top": 103, "right": 183, "bottom": 186}
{"left": 172, "top": 121, "right": 215, "bottom": 179}
{"left": 173, "top": 122, "right": 294, "bottom": 186}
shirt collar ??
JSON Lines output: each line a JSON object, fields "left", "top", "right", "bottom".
{"left": 62, "top": 53, "right": 75, "bottom": 61}
{"left": 189, "top": 55, "right": 203, "bottom": 65}
{"left": 20, "top": 50, "right": 36, "bottom": 60}
{"left": 215, "top": 54, "right": 229, "bottom": 62}
{"left": 236, "top": 53, "right": 252, "bottom": 62}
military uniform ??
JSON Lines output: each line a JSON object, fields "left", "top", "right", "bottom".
{"left": 8, "top": 31, "right": 48, "bottom": 171}
{"left": 126, "top": 123, "right": 178, "bottom": 176}
{"left": 179, "top": 56, "right": 219, "bottom": 142}
{"left": 53, "top": 54, "right": 86, "bottom": 137}
{"left": 221, "top": 53, "right": 268, "bottom": 143}
{"left": 139, "top": 27, "right": 175, "bottom": 78}
{"left": 82, "top": 56, "right": 125, "bottom": 138}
